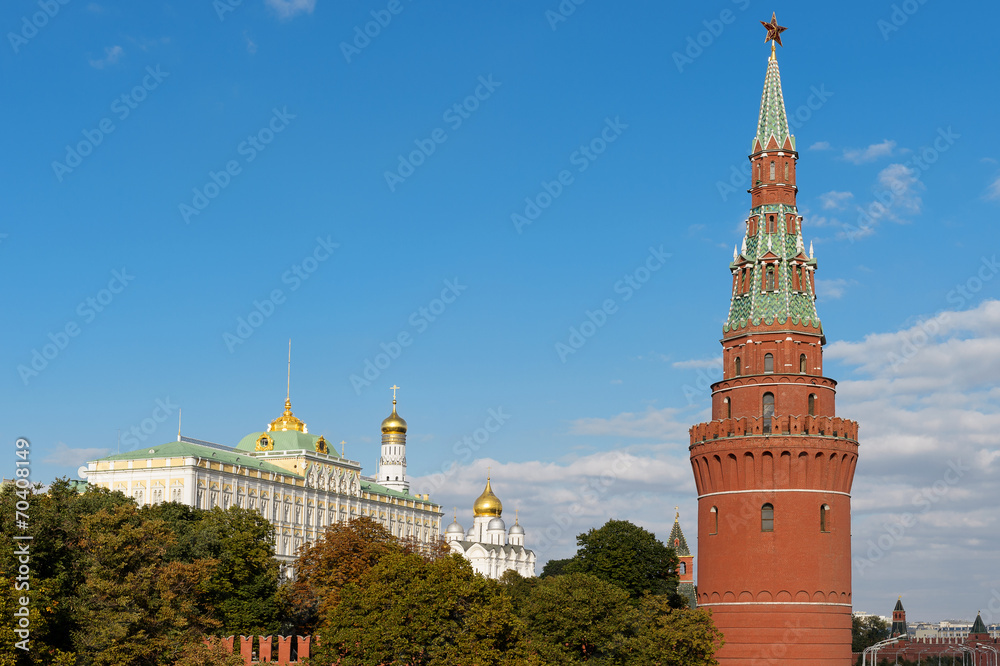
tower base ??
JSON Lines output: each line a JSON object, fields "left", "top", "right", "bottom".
{"left": 706, "top": 603, "right": 852, "bottom": 665}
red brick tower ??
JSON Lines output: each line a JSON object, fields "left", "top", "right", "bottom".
{"left": 688, "top": 22, "right": 860, "bottom": 664}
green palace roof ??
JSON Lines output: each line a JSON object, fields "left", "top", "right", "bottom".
{"left": 96, "top": 440, "right": 300, "bottom": 478}
{"left": 235, "top": 430, "right": 342, "bottom": 457}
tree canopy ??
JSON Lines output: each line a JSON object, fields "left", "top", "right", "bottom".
{"left": 562, "top": 519, "right": 681, "bottom": 601}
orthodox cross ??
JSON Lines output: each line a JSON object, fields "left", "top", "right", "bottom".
{"left": 390, "top": 384, "right": 400, "bottom": 401}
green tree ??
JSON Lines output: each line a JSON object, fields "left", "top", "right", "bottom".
{"left": 71, "top": 504, "right": 219, "bottom": 665}
{"left": 625, "top": 594, "right": 723, "bottom": 666}
{"left": 315, "top": 552, "right": 532, "bottom": 666}
{"left": 564, "top": 520, "right": 679, "bottom": 600}
{"left": 0, "top": 479, "right": 134, "bottom": 664}
{"left": 498, "top": 568, "right": 536, "bottom": 609}
{"left": 281, "top": 516, "right": 402, "bottom": 635}
{"left": 852, "top": 614, "right": 890, "bottom": 653}
{"left": 520, "top": 572, "right": 636, "bottom": 664}
{"left": 539, "top": 557, "right": 573, "bottom": 578}
{"left": 142, "top": 502, "right": 281, "bottom": 636}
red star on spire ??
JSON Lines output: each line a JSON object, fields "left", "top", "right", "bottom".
{"left": 760, "top": 12, "right": 788, "bottom": 47}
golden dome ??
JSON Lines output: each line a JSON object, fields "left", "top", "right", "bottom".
{"left": 381, "top": 401, "right": 407, "bottom": 434}
{"left": 473, "top": 477, "right": 503, "bottom": 517}
{"left": 268, "top": 398, "right": 308, "bottom": 433}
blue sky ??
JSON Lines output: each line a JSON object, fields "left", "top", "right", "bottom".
{"left": 4, "top": 0, "right": 1000, "bottom": 622}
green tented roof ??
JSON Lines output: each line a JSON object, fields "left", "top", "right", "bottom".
{"left": 754, "top": 51, "right": 793, "bottom": 153}
{"left": 668, "top": 517, "right": 691, "bottom": 556}
{"left": 971, "top": 613, "right": 988, "bottom": 635}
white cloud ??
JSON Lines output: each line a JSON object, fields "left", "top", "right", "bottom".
{"left": 820, "top": 190, "right": 854, "bottom": 210}
{"left": 825, "top": 300, "right": 1000, "bottom": 619}
{"left": 809, "top": 141, "right": 831, "bottom": 151}
{"left": 43, "top": 442, "right": 110, "bottom": 468}
{"left": 266, "top": 0, "right": 315, "bottom": 19}
{"left": 984, "top": 175, "right": 1000, "bottom": 201}
{"left": 568, "top": 406, "right": 691, "bottom": 440}
{"left": 88, "top": 45, "right": 123, "bottom": 69}
{"left": 412, "top": 445, "right": 697, "bottom": 565}
{"left": 876, "top": 163, "right": 922, "bottom": 217}
{"left": 843, "top": 139, "right": 896, "bottom": 164}
{"left": 671, "top": 358, "right": 721, "bottom": 370}
{"left": 815, "top": 277, "right": 850, "bottom": 299}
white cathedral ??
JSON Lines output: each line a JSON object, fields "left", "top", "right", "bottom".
{"left": 444, "top": 477, "right": 536, "bottom": 579}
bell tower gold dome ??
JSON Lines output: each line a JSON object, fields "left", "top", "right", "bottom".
{"left": 473, "top": 477, "right": 503, "bottom": 517}
{"left": 380, "top": 401, "right": 407, "bottom": 434}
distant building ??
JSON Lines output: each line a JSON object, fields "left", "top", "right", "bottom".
{"left": 444, "top": 476, "right": 536, "bottom": 579}
{"left": 668, "top": 510, "right": 696, "bottom": 609}
{"left": 871, "top": 599, "right": 998, "bottom": 664}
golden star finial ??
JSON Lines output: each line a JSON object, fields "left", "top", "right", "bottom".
{"left": 760, "top": 12, "right": 787, "bottom": 47}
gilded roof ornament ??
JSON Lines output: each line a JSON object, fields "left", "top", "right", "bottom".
{"left": 473, "top": 475, "right": 503, "bottom": 517}
{"left": 381, "top": 385, "right": 408, "bottom": 434}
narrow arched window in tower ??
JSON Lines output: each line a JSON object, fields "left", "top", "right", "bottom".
{"left": 762, "top": 392, "right": 775, "bottom": 434}
{"left": 820, "top": 504, "right": 830, "bottom": 532}
{"left": 734, "top": 357, "right": 741, "bottom": 377}
{"left": 724, "top": 397, "right": 731, "bottom": 419}
{"left": 710, "top": 506, "right": 718, "bottom": 535}
{"left": 808, "top": 393, "right": 816, "bottom": 416}
{"left": 680, "top": 562, "right": 687, "bottom": 575}
{"left": 799, "top": 354, "right": 807, "bottom": 374}
{"left": 764, "top": 353, "right": 774, "bottom": 373}
{"left": 766, "top": 265, "right": 775, "bottom": 291}
{"left": 769, "top": 160, "right": 775, "bottom": 180}
{"left": 761, "top": 503, "right": 774, "bottom": 532}
{"left": 767, "top": 214, "right": 776, "bottom": 233}
{"left": 784, "top": 160, "right": 789, "bottom": 181}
